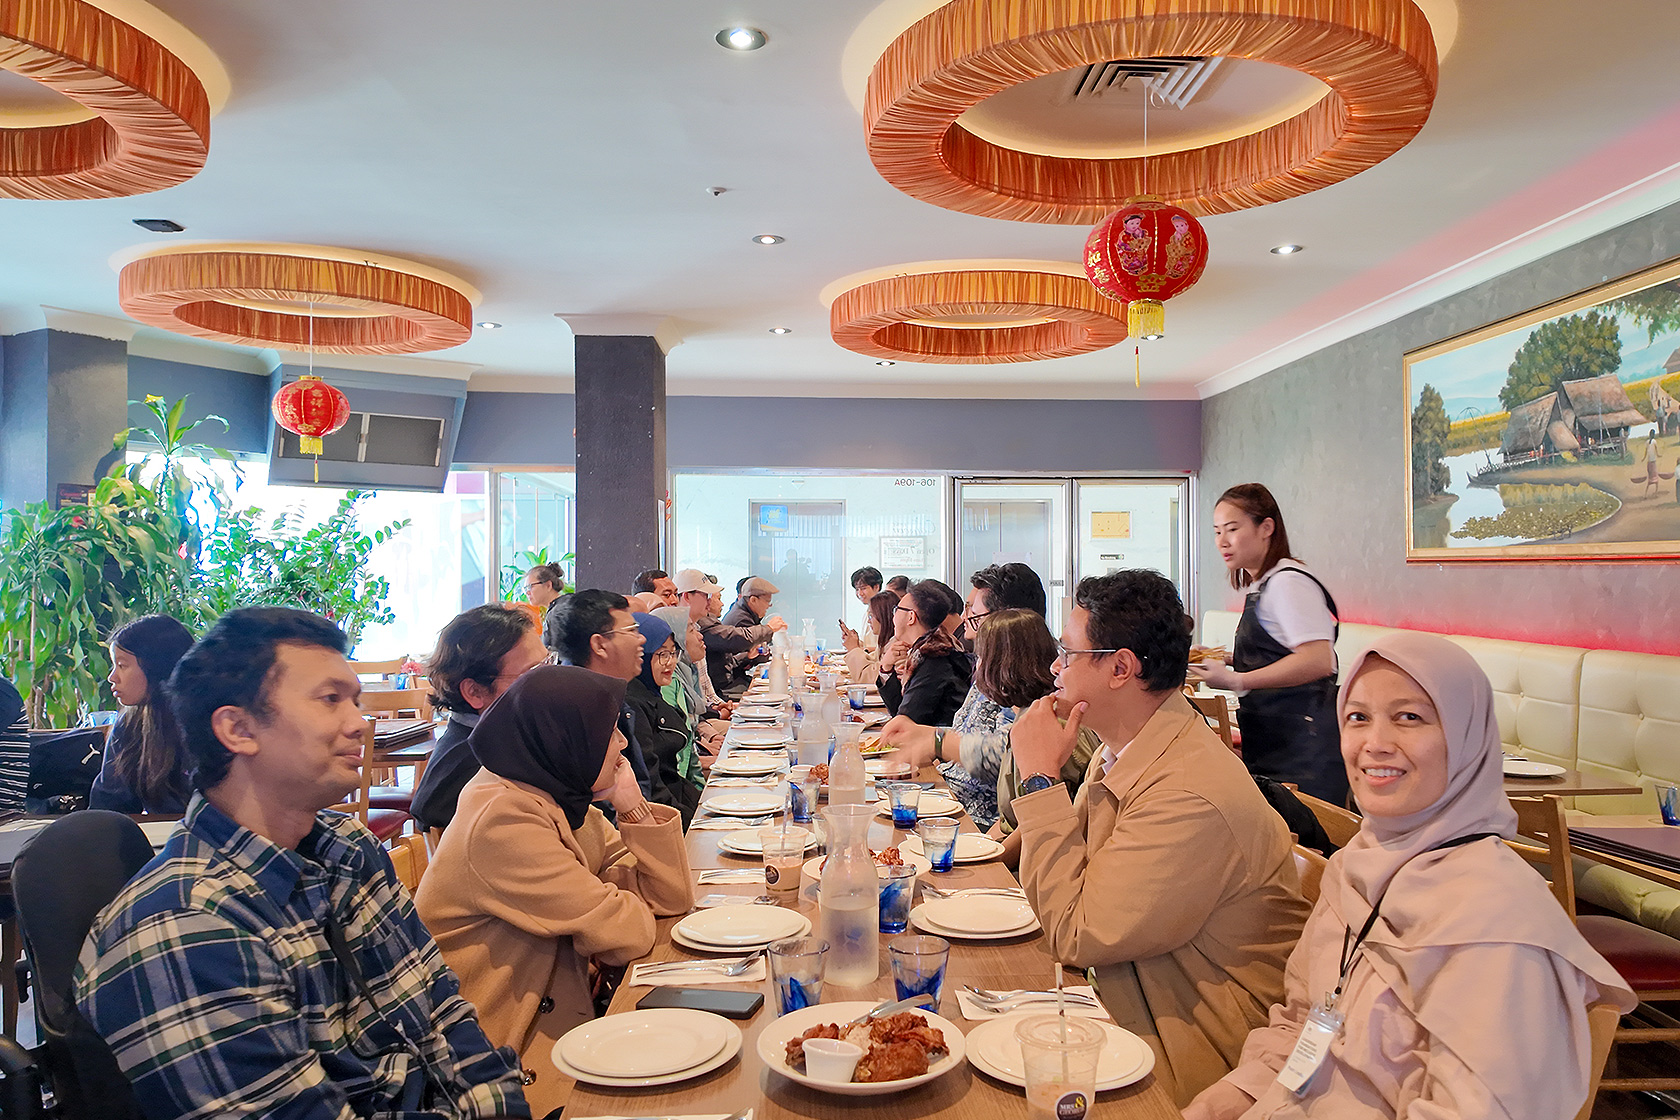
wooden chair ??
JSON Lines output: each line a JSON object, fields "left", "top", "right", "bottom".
{"left": 1292, "top": 843, "right": 1328, "bottom": 906}
{"left": 1296, "top": 791, "right": 1362, "bottom": 850}
{"left": 346, "top": 718, "right": 412, "bottom": 843}
{"left": 1578, "top": 1002, "right": 1622, "bottom": 1120}
{"left": 1186, "top": 693, "right": 1235, "bottom": 752}
{"left": 387, "top": 834, "right": 429, "bottom": 893}
{"left": 1510, "top": 796, "right": 1680, "bottom": 1097}
{"left": 350, "top": 656, "right": 408, "bottom": 679}
{"left": 360, "top": 687, "right": 433, "bottom": 721}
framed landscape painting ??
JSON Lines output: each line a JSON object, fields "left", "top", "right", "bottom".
{"left": 1404, "top": 256, "right": 1680, "bottom": 561}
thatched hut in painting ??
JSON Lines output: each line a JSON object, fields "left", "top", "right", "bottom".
{"left": 1501, "top": 392, "right": 1580, "bottom": 461}
{"left": 1560, "top": 373, "right": 1645, "bottom": 448}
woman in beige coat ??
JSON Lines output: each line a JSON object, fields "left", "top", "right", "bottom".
{"left": 416, "top": 665, "right": 693, "bottom": 1119}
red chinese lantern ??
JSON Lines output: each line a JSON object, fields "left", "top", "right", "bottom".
{"left": 1084, "top": 197, "right": 1209, "bottom": 341}
{"left": 271, "top": 375, "right": 350, "bottom": 478}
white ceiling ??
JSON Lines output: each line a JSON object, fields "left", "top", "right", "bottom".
{"left": 4, "top": 0, "right": 1680, "bottom": 399}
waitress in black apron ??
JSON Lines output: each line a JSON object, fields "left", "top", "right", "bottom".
{"left": 1189, "top": 483, "right": 1349, "bottom": 804}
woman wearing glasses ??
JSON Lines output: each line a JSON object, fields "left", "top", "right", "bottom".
{"left": 1190, "top": 483, "right": 1348, "bottom": 803}
{"left": 881, "top": 580, "right": 973, "bottom": 728}
{"left": 624, "top": 612, "right": 703, "bottom": 825}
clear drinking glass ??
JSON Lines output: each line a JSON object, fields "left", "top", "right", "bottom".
{"left": 768, "top": 937, "right": 828, "bottom": 1014}
{"left": 917, "top": 818, "right": 959, "bottom": 872}
{"left": 877, "top": 863, "right": 917, "bottom": 933}
{"left": 887, "top": 934, "right": 950, "bottom": 1006}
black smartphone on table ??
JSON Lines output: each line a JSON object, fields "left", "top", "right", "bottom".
{"left": 635, "top": 986, "right": 764, "bottom": 1019}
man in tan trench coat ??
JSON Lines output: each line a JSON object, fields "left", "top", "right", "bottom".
{"left": 1009, "top": 569, "right": 1311, "bottom": 1107}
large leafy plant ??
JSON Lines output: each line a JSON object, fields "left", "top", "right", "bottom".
{"left": 0, "top": 474, "right": 188, "bottom": 726}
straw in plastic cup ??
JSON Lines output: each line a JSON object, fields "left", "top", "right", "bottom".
{"left": 1015, "top": 1014, "right": 1105, "bottom": 1120}
{"left": 877, "top": 863, "right": 918, "bottom": 932}
{"left": 888, "top": 933, "right": 949, "bottom": 1005}
{"left": 768, "top": 937, "right": 828, "bottom": 1014}
{"left": 884, "top": 782, "right": 921, "bottom": 829}
{"left": 917, "top": 818, "right": 959, "bottom": 872}
{"left": 761, "top": 827, "right": 806, "bottom": 894}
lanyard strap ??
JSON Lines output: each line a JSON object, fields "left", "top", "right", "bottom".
{"left": 1334, "top": 831, "right": 1500, "bottom": 1001}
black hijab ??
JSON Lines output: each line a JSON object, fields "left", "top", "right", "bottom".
{"left": 468, "top": 664, "right": 626, "bottom": 829}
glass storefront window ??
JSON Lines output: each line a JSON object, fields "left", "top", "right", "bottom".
{"left": 496, "top": 471, "right": 576, "bottom": 597}
{"left": 672, "top": 473, "right": 946, "bottom": 648}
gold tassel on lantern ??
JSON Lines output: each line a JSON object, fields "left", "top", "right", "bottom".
{"left": 1128, "top": 299, "right": 1165, "bottom": 341}
{"left": 299, "top": 436, "right": 323, "bottom": 456}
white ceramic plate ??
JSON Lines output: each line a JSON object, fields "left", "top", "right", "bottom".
{"left": 901, "top": 832, "right": 1004, "bottom": 864}
{"left": 876, "top": 793, "right": 962, "bottom": 819}
{"left": 730, "top": 726, "right": 793, "bottom": 745}
{"left": 718, "top": 826, "right": 814, "bottom": 856}
{"left": 744, "top": 691, "right": 791, "bottom": 705}
{"left": 702, "top": 790, "right": 787, "bottom": 816}
{"left": 964, "top": 1012, "right": 1152, "bottom": 1090}
{"left": 756, "top": 1001, "right": 966, "bottom": 1095}
{"left": 711, "top": 755, "right": 785, "bottom": 776}
{"left": 558, "top": 1008, "right": 729, "bottom": 1077}
{"left": 917, "top": 895, "right": 1038, "bottom": 934}
{"left": 670, "top": 908, "right": 811, "bottom": 950}
{"left": 735, "top": 705, "right": 786, "bottom": 722}
{"left": 865, "top": 759, "right": 914, "bottom": 779}
{"left": 551, "top": 1014, "right": 742, "bottom": 1086}
{"left": 910, "top": 904, "right": 1040, "bottom": 940}
{"left": 1504, "top": 759, "right": 1567, "bottom": 778}
{"left": 800, "top": 851, "right": 932, "bottom": 882}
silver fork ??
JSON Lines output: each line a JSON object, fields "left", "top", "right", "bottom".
{"left": 920, "top": 884, "right": 1027, "bottom": 900}
{"left": 637, "top": 951, "right": 762, "bottom": 977}
{"left": 961, "top": 984, "right": 1100, "bottom": 1007}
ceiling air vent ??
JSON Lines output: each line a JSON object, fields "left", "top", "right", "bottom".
{"left": 1066, "top": 56, "right": 1222, "bottom": 109}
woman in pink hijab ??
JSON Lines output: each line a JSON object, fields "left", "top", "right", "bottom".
{"left": 1185, "top": 631, "right": 1634, "bottom": 1120}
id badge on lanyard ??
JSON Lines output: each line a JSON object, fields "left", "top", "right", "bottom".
{"left": 1276, "top": 996, "right": 1344, "bottom": 1096}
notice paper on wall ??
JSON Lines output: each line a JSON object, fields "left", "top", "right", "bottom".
{"left": 1091, "top": 511, "right": 1132, "bottom": 539}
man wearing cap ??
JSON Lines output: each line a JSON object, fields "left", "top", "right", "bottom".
{"left": 671, "top": 569, "right": 729, "bottom": 713}
{"left": 703, "top": 576, "right": 787, "bottom": 699}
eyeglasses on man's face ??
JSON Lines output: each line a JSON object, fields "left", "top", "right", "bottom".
{"left": 604, "top": 623, "right": 641, "bottom": 639}
{"left": 1054, "top": 640, "right": 1121, "bottom": 663}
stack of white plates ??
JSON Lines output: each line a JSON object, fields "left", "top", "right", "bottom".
{"left": 910, "top": 895, "right": 1040, "bottom": 940}
{"left": 670, "top": 903, "right": 812, "bottom": 951}
{"left": 729, "top": 726, "right": 792, "bottom": 747}
{"left": 901, "top": 831, "right": 1004, "bottom": 864}
{"left": 551, "top": 1008, "right": 743, "bottom": 1086}
{"left": 735, "top": 705, "right": 786, "bottom": 722}
{"left": 876, "top": 792, "right": 962, "bottom": 819}
{"left": 710, "top": 754, "right": 785, "bottom": 777}
{"left": 701, "top": 790, "right": 786, "bottom": 817}
{"left": 965, "top": 1013, "right": 1153, "bottom": 1090}
{"left": 719, "top": 826, "right": 815, "bottom": 857}
{"left": 743, "top": 690, "right": 790, "bottom": 705}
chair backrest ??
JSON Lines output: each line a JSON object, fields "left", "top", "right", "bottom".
{"left": 13, "top": 811, "right": 153, "bottom": 1120}
{"left": 1292, "top": 843, "right": 1328, "bottom": 906}
{"left": 1186, "top": 693, "right": 1235, "bottom": 751}
{"left": 349, "top": 656, "right": 407, "bottom": 678}
{"left": 343, "top": 718, "right": 376, "bottom": 826}
{"left": 1577, "top": 1001, "right": 1623, "bottom": 1120}
{"left": 1509, "top": 795, "right": 1576, "bottom": 920}
{"left": 360, "top": 688, "right": 433, "bottom": 720}
{"left": 388, "top": 834, "right": 429, "bottom": 893}
{"left": 1296, "top": 791, "right": 1363, "bottom": 850}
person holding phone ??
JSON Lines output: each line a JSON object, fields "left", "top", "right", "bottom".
{"left": 417, "top": 665, "right": 693, "bottom": 1117}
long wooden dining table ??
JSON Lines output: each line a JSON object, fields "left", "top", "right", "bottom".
{"left": 561, "top": 727, "right": 1179, "bottom": 1120}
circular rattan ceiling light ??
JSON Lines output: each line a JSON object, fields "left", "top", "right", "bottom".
{"left": 830, "top": 265, "right": 1128, "bottom": 364}
{"left": 0, "top": 0, "right": 212, "bottom": 199}
{"left": 864, "top": 0, "right": 1438, "bottom": 224}
{"left": 117, "top": 244, "right": 480, "bottom": 354}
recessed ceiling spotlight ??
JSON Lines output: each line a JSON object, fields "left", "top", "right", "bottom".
{"left": 133, "top": 218, "right": 184, "bottom": 233}
{"left": 716, "top": 26, "right": 767, "bottom": 51}
{"left": 753, "top": 234, "right": 784, "bottom": 245}
{"left": 876, "top": 360, "right": 896, "bottom": 366}
{"left": 769, "top": 326, "right": 792, "bottom": 335}
{"left": 1270, "top": 243, "right": 1304, "bottom": 255}
{"left": 476, "top": 321, "right": 502, "bottom": 330}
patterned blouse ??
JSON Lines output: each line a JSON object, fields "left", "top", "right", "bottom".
{"left": 938, "top": 684, "right": 1016, "bottom": 831}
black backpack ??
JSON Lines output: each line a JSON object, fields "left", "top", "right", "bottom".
{"left": 25, "top": 730, "right": 106, "bottom": 814}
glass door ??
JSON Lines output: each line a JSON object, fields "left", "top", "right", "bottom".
{"left": 1074, "top": 479, "right": 1191, "bottom": 596}
{"left": 953, "top": 479, "right": 1073, "bottom": 625}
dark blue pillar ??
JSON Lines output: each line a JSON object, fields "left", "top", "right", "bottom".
{"left": 571, "top": 332, "right": 667, "bottom": 590}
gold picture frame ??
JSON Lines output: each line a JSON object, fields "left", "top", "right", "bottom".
{"left": 1404, "top": 255, "right": 1680, "bottom": 561}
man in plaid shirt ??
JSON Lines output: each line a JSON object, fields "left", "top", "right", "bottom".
{"left": 76, "top": 607, "right": 531, "bottom": 1120}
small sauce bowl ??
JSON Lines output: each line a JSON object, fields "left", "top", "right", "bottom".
{"left": 802, "top": 1037, "right": 863, "bottom": 1083}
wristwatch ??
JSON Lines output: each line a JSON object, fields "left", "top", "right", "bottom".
{"left": 1020, "top": 773, "right": 1060, "bottom": 795}
{"left": 932, "top": 727, "right": 947, "bottom": 763}
{"left": 618, "top": 800, "right": 653, "bottom": 824}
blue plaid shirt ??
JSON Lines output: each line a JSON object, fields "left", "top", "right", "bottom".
{"left": 75, "top": 796, "right": 530, "bottom": 1120}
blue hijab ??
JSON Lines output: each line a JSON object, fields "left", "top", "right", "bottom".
{"left": 633, "top": 611, "right": 675, "bottom": 693}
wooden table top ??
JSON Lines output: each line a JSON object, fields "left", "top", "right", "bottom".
{"left": 1563, "top": 812, "right": 1680, "bottom": 891}
{"left": 1502, "top": 769, "right": 1642, "bottom": 799}
{"left": 562, "top": 748, "right": 1178, "bottom": 1120}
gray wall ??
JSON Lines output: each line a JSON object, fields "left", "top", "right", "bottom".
{"left": 0, "top": 331, "right": 47, "bottom": 510}
{"left": 0, "top": 330, "right": 128, "bottom": 509}
{"left": 128, "top": 354, "right": 271, "bottom": 454}
{"left": 455, "top": 391, "right": 576, "bottom": 464}
{"left": 1200, "top": 202, "right": 1680, "bottom": 656}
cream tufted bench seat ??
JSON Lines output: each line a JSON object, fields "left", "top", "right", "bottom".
{"left": 1200, "top": 610, "right": 1680, "bottom": 936}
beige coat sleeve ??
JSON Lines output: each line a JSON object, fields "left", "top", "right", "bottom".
{"left": 1221, "top": 916, "right": 1317, "bottom": 1103}
{"left": 460, "top": 803, "right": 693, "bottom": 966}
{"left": 1013, "top": 784, "right": 1248, "bottom": 966}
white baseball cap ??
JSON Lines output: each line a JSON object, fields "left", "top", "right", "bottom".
{"left": 673, "top": 568, "right": 721, "bottom": 595}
